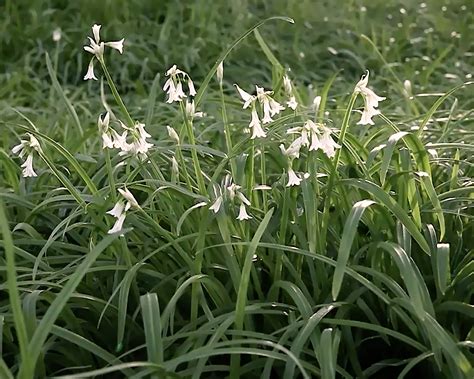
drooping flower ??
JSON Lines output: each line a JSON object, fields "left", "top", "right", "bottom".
{"left": 208, "top": 175, "right": 253, "bottom": 220}
{"left": 52, "top": 28, "right": 62, "bottom": 42}
{"left": 21, "top": 154, "right": 37, "bottom": 177}
{"left": 318, "top": 126, "right": 341, "bottom": 158}
{"left": 216, "top": 61, "right": 224, "bottom": 86}
{"left": 286, "top": 167, "right": 302, "bottom": 187}
{"left": 354, "top": 70, "right": 386, "bottom": 125}
{"left": 98, "top": 112, "right": 114, "bottom": 149}
{"left": 235, "top": 84, "right": 256, "bottom": 109}
{"left": 163, "top": 65, "right": 197, "bottom": 103}
{"left": 235, "top": 84, "right": 284, "bottom": 139}
{"left": 283, "top": 75, "right": 298, "bottom": 110}
{"left": 256, "top": 86, "right": 285, "bottom": 124}
{"left": 185, "top": 100, "right": 204, "bottom": 119}
{"left": 115, "top": 121, "right": 154, "bottom": 160}
{"left": 166, "top": 125, "right": 180, "bottom": 144}
{"left": 249, "top": 107, "right": 266, "bottom": 139}
{"left": 12, "top": 134, "right": 42, "bottom": 178}
{"left": 106, "top": 187, "right": 140, "bottom": 235}
{"left": 83, "top": 24, "right": 124, "bottom": 81}
{"left": 236, "top": 203, "right": 252, "bottom": 221}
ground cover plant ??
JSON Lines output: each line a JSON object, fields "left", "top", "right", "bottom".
{"left": 0, "top": 0, "right": 473, "bottom": 377}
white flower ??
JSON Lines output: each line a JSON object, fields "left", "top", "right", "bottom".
{"left": 98, "top": 112, "right": 114, "bottom": 149}
{"left": 118, "top": 188, "right": 140, "bottom": 208}
{"left": 237, "top": 192, "right": 251, "bottom": 206}
{"left": 52, "top": 28, "right": 61, "bottom": 42}
{"left": 283, "top": 75, "right": 292, "bottom": 94}
{"left": 226, "top": 183, "right": 241, "bottom": 201}
{"left": 354, "top": 70, "right": 386, "bottom": 125}
{"left": 106, "top": 187, "right": 139, "bottom": 234}
{"left": 112, "top": 130, "right": 128, "bottom": 150}
{"left": 256, "top": 86, "right": 284, "bottom": 124}
{"left": 283, "top": 76, "right": 298, "bottom": 110}
{"left": 108, "top": 213, "right": 126, "bottom": 234}
{"left": 166, "top": 125, "right": 180, "bottom": 144}
{"left": 185, "top": 100, "right": 204, "bottom": 119}
{"left": 209, "top": 196, "right": 223, "bottom": 213}
{"left": 286, "top": 168, "right": 302, "bottom": 187}
{"left": 287, "top": 96, "right": 298, "bottom": 110}
{"left": 187, "top": 78, "right": 197, "bottom": 96}
{"left": 12, "top": 134, "right": 42, "bottom": 178}
{"left": 163, "top": 65, "right": 195, "bottom": 103}
{"left": 235, "top": 84, "right": 256, "bottom": 109}
{"left": 216, "top": 61, "right": 224, "bottom": 86}
{"left": 21, "top": 154, "right": 37, "bottom": 177}
{"left": 319, "top": 127, "right": 341, "bottom": 158}
{"left": 236, "top": 203, "right": 252, "bottom": 221}
{"left": 171, "top": 156, "right": 179, "bottom": 177}
{"left": 280, "top": 137, "right": 304, "bottom": 159}
{"left": 84, "top": 60, "right": 98, "bottom": 81}
{"left": 12, "top": 139, "right": 28, "bottom": 158}
{"left": 106, "top": 200, "right": 128, "bottom": 218}
{"left": 313, "top": 96, "right": 322, "bottom": 112}
{"left": 83, "top": 24, "right": 124, "bottom": 81}
{"left": 249, "top": 108, "right": 266, "bottom": 139}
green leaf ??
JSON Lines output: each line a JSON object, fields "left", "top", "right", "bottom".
{"left": 333, "top": 199, "right": 375, "bottom": 300}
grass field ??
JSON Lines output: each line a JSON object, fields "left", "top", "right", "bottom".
{"left": 1, "top": 0, "right": 473, "bottom": 378}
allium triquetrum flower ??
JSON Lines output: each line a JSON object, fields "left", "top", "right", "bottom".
{"left": 286, "top": 167, "right": 302, "bottom": 187}
{"left": 163, "top": 65, "right": 197, "bottom": 103}
{"left": 83, "top": 24, "right": 124, "bottom": 81}
{"left": 283, "top": 75, "right": 298, "bottom": 110}
{"left": 98, "top": 112, "right": 114, "bottom": 149}
{"left": 106, "top": 187, "right": 140, "bottom": 235}
{"left": 12, "top": 134, "right": 42, "bottom": 178}
{"left": 354, "top": 70, "right": 386, "bottom": 125}
{"left": 235, "top": 84, "right": 284, "bottom": 139}
{"left": 209, "top": 176, "right": 252, "bottom": 220}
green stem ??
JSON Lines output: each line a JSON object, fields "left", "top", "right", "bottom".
{"left": 180, "top": 103, "right": 206, "bottom": 194}
{"left": 220, "top": 83, "right": 237, "bottom": 178}
{"left": 99, "top": 58, "right": 134, "bottom": 127}
{"left": 320, "top": 92, "right": 358, "bottom": 253}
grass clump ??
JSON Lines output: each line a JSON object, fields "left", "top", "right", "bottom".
{"left": 0, "top": 1, "right": 473, "bottom": 378}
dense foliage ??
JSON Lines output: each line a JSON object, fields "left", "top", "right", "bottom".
{"left": 0, "top": 0, "right": 473, "bottom": 378}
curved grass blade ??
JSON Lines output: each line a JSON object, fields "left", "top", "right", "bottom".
{"left": 0, "top": 200, "right": 30, "bottom": 375}
{"left": 18, "top": 231, "right": 124, "bottom": 379}
{"left": 140, "top": 293, "right": 164, "bottom": 365}
{"left": 340, "top": 179, "right": 430, "bottom": 254}
{"left": 231, "top": 208, "right": 274, "bottom": 379}
{"left": 194, "top": 16, "right": 294, "bottom": 106}
{"left": 332, "top": 200, "right": 376, "bottom": 300}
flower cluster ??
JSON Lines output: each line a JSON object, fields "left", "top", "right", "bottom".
{"left": 354, "top": 70, "right": 386, "bottom": 125}
{"left": 83, "top": 24, "right": 124, "bottom": 81}
{"left": 163, "top": 65, "right": 197, "bottom": 103}
{"left": 12, "top": 134, "right": 42, "bottom": 178}
{"left": 280, "top": 120, "right": 340, "bottom": 186}
{"left": 235, "top": 84, "right": 285, "bottom": 139}
{"left": 209, "top": 176, "right": 252, "bottom": 221}
{"left": 97, "top": 112, "right": 153, "bottom": 160}
{"left": 107, "top": 188, "right": 140, "bottom": 234}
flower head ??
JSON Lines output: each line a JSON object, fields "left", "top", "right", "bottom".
{"left": 83, "top": 24, "right": 124, "bottom": 81}
{"left": 354, "top": 70, "right": 386, "bottom": 125}
{"left": 163, "top": 65, "right": 196, "bottom": 103}
{"left": 283, "top": 75, "right": 298, "bottom": 110}
{"left": 106, "top": 187, "right": 140, "bottom": 235}
{"left": 12, "top": 134, "right": 42, "bottom": 178}
{"left": 286, "top": 168, "right": 302, "bottom": 187}
{"left": 216, "top": 61, "right": 224, "bottom": 86}
{"left": 236, "top": 203, "right": 252, "bottom": 221}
